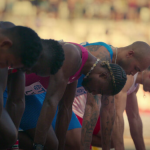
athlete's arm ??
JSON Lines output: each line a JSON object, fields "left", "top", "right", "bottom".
{"left": 34, "top": 43, "right": 83, "bottom": 149}
{"left": 86, "top": 43, "right": 113, "bottom": 150}
{"left": 111, "top": 91, "right": 127, "bottom": 150}
{"left": 111, "top": 76, "right": 133, "bottom": 150}
{"left": 34, "top": 69, "right": 68, "bottom": 147}
{"left": 100, "top": 95, "right": 115, "bottom": 150}
{"left": 0, "top": 68, "right": 8, "bottom": 115}
{"left": 81, "top": 93, "right": 101, "bottom": 150}
{"left": 6, "top": 71, "right": 25, "bottom": 129}
{"left": 126, "top": 86, "right": 146, "bottom": 150}
{"left": 55, "top": 80, "right": 78, "bottom": 150}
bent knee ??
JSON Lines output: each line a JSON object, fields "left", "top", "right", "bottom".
{"left": 45, "top": 136, "right": 58, "bottom": 150}
{"left": 0, "top": 129, "right": 17, "bottom": 148}
{"left": 8, "top": 129, "right": 18, "bottom": 144}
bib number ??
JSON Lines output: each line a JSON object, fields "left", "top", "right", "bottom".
{"left": 25, "top": 82, "right": 47, "bottom": 95}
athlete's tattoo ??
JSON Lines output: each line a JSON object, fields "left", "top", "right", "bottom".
{"left": 101, "top": 95, "right": 109, "bottom": 106}
{"left": 81, "top": 112, "right": 99, "bottom": 149}
{"left": 101, "top": 95, "right": 115, "bottom": 149}
{"left": 86, "top": 45, "right": 102, "bottom": 52}
{"left": 81, "top": 94, "right": 100, "bottom": 150}
{"left": 85, "top": 45, "right": 111, "bottom": 62}
{"left": 84, "top": 107, "right": 91, "bottom": 117}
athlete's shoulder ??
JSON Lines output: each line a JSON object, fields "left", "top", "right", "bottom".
{"left": 60, "top": 42, "right": 82, "bottom": 78}
{"left": 62, "top": 42, "right": 82, "bottom": 60}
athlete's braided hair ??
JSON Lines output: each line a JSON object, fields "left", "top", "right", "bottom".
{"left": 101, "top": 61, "right": 127, "bottom": 95}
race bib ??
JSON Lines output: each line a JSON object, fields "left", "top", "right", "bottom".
{"left": 75, "top": 86, "right": 87, "bottom": 97}
{"left": 25, "top": 82, "right": 47, "bottom": 95}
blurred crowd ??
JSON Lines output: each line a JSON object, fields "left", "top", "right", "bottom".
{"left": 1, "top": 0, "right": 150, "bottom": 46}
{"left": 1, "top": 0, "right": 150, "bottom": 22}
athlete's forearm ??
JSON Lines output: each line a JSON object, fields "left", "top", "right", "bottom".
{"left": 55, "top": 81, "right": 77, "bottom": 150}
{"left": 6, "top": 71, "right": 25, "bottom": 129}
{"left": 81, "top": 109, "right": 99, "bottom": 150}
{"left": 128, "top": 116, "right": 145, "bottom": 150}
{"left": 34, "top": 100, "right": 58, "bottom": 145}
{"left": 6, "top": 97, "right": 25, "bottom": 129}
{"left": 81, "top": 94, "right": 100, "bottom": 150}
{"left": 127, "top": 110, "right": 145, "bottom": 150}
{"left": 111, "top": 94, "right": 127, "bottom": 150}
{"left": 126, "top": 91, "right": 145, "bottom": 150}
{"left": 100, "top": 95, "right": 115, "bottom": 150}
{"left": 112, "top": 113, "right": 124, "bottom": 150}
{"left": 55, "top": 105, "right": 72, "bottom": 150}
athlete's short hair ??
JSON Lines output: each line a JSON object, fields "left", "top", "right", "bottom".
{"left": 41, "top": 39, "right": 65, "bottom": 74}
{"left": 2, "top": 26, "right": 42, "bottom": 68}
{"left": 101, "top": 61, "right": 127, "bottom": 95}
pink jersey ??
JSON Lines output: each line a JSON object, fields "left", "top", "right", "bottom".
{"left": 68, "top": 43, "right": 88, "bottom": 84}
{"left": 24, "top": 43, "right": 88, "bottom": 95}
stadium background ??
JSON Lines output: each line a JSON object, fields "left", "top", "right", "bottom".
{"left": 0, "top": 0, "right": 150, "bottom": 149}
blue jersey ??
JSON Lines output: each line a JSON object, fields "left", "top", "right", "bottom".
{"left": 76, "top": 42, "right": 113, "bottom": 97}
{"left": 80, "top": 41, "right": 113, "bottom": 60}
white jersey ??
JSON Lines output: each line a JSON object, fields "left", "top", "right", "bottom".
{"left": 127, "top": 73, "right": 139, "bottom": 95}
{"left": 73, "top": 73, "right": 139, "bottom": 118}
{"left": 72, "top": 94, "right": 87, "bottom": 118}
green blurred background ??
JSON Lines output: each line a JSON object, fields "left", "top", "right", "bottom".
{"left": 0, "top": 0, "right": 150, "bottom": 149}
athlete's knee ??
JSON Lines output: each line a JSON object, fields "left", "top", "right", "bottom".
{"left": 0, "top": 129, "right": 18, "bottom": 148}
{"left": 51, "top": 137, "right": 58, "bottom": 150}
{"left": 45, "top": 134, "right": 58, "bottom": 150}
{"left": 45, "top": 140, "right": 58, "bottom": 150}
{"left": 8, "top": 128, "right": 18, "bottom": 144}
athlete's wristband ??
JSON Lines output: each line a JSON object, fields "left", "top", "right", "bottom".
{"left": 33, "top": 143, "right": 44, "bottom": 150}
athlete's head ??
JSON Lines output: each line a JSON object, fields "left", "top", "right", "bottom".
{"left": 30, "top": 39, "right": 65, "bottom": 76}
{"left": 82, "top": 61, "right": 127, "bottom": 95}
{"left": 118, "top": 41, "right": 150, "bottom": 75}
{"left": 142, "top": 66, "right": 150, "bottom": 92}
{"left": 0, "top": 23, "right": 42, "bottom": 69}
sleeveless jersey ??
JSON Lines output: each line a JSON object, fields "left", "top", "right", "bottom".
{"left": 73, "top": 42, "right": 113, "bottom": 117}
